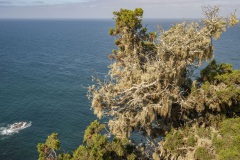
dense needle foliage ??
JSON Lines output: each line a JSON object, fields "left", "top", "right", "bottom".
{"left": 38, "top": 121, "right": 138, "bottom": 160}
{"left": 38, "top": 6, "right": 239, "bottom": 160}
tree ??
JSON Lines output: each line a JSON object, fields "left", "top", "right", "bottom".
{"left": 38, "top": 6, "right": 239, "bottom": 160}
{"left": 38, "top": 121, "right": 138, "bottom": 160}
{"left": 87, "top": 6, "right": 239, "bottom": 159}
{"left": 37, "top": 133, "right": 61, "bottom": 160}
{"left": 88, "top": 6, "right": 239, "bottom": 138}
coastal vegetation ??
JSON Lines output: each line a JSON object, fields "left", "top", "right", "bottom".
{"left": 38, "top": 6, "right": 239, "bottom": 160}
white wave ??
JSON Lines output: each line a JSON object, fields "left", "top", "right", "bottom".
{"left": 0, "top": 121, "right": 32, "bottom": 136}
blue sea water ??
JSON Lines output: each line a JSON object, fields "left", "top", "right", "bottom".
{"left": 0, "top": 19, "right": 239, "bottom": 160}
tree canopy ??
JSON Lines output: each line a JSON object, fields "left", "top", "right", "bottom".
{"left": 38, "top": 6, "right": 239, "bottom": 160}
{"left": 88, "top": 6, "right": 239, "bottom": 140}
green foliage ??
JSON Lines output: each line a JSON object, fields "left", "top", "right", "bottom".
{"left": 73, "top": 120, "right": 138, "bottom": 159}
{"left": 108, "top": 8, "right": 156, "bottom": 64}
{"left": 157, "top": 125, "right": 215, "bottom": 159}
{"left": 216, "top": 70, "right": 240, "bottom": 85}
{"left": 45, "top": 133, "right": 60, "bottom": 150}
{"left": 37, "top": 133, "right": 60, "bottom": 160}
{"left": 72, "top": 146, "right": 90, "bottom": 159}
{"left": 187, "top": 59, "right": 240, "bottom": 121}
{"left": 186, "top": 134, "right": 196, "bottom": 147}
{"left": 200, "top": 60, "right": 221, "bottom": 82}
{"left": 38, "top": 6, "right": 240, "bottom": 160}
{"left": 213, "top": 117, "right": 240, "bottom": 160}
{"left": 196, "top": 127, "right": 211, "bottom": 138}
{"left": 164, "top": 130, "right": 184, "bottom": 151}
{"left": 112, "top": 8, "right": 143, "bottom": 32}
{"left": 200, "top": 60, "right": 239, "bottom": 84}
{"left": 194, "top": 147, "right": 213, "bottom": 160}
{"left": 127, "top": 153, "right": 137, "bottom": 160}
{"left": 58, "top": 153, "right": 72, "bottom": 160}
{"left": 83, "top": 120, "right": 105, "bottom": 146}
{"left": 38, "top": 121, "right": 138, "bottom": 160}
{"left": 89, "top": 6, "right": 239, "bottom": 144}
{"left": 157, "top": 117, "right": 240, "bottom": 160}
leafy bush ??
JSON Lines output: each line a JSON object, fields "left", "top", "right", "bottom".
{"left": 38, "top": 121, "right": 138, "bottom": 160}
{"left": 213, "top": 118, "right": 240, "bottom": 160}
{"left": 194, "top": 147, "right": 213, "bottom": 160}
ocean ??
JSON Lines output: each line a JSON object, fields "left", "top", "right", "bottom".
{"left": 0, "top": 19, "right": 239, "bottom": 160}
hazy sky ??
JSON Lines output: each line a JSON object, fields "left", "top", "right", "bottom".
{"left": 0, "top": 0, "right": 239, "bottom": 19}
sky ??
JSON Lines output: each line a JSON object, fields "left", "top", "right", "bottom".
{"left": 0, "top": 0, "right": 239, "bottom": 19}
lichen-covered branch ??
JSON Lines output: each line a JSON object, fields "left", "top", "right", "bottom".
{"left": 88, "top": 6, "right": 239, "bottom": 141}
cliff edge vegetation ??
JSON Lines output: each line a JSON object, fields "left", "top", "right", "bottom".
{"left": 38, "top": 6, "right": 239, "bottom": 160}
